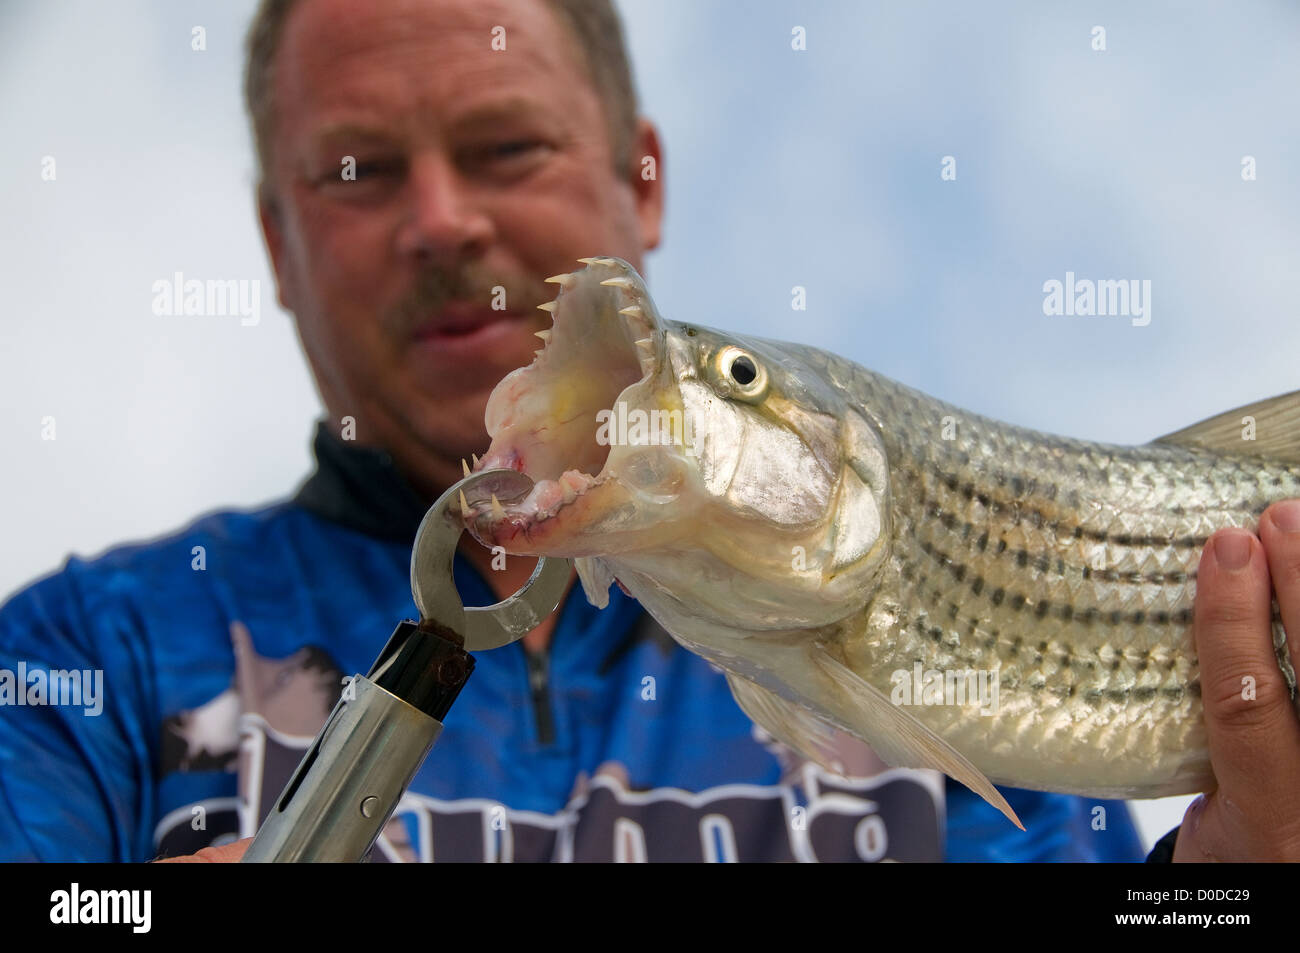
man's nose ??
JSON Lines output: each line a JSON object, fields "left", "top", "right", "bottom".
{"left": 395, "top": 152, "right": 494, "bottom": 264}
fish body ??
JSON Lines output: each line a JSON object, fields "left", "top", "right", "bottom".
{"left": 469, "top": 257, "right": 1300, "bottom": 826}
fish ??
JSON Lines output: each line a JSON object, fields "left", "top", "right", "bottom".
{"left": 466, "top": 256, "right": 1300, "bottom": 828}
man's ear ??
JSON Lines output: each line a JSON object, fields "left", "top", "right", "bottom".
{"left": 626, "top": 117, "right": 664, "bottom": 252}
{"left": 257, "top": 184, "right": 295, "bottom": 311}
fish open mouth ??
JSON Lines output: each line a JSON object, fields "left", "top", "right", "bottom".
{"left": 467, "top": 257, "right": 664, "bottom": 551}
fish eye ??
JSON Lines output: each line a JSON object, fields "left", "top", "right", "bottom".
{"left": 713, "top": 346, "right": 768, "bottom": 402}
{"left": 730, "top": 355, "right": 757, "bottom": 385}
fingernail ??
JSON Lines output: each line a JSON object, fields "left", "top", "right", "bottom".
{"left": 1269, "top": 500, "right": 1300, "bottom": 533}
{"left": 1213, "top": 530, "right": 1252, "bottom": 571}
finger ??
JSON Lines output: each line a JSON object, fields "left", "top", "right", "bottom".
{"left": 1171, "top": 794, "right": 1209, "bottom": 863}
{"left": 1192, "top": 529, "right": 1300, "bottom": 828}
{"left": 154, "top": 837, "right": 253, "bottom": 863}
{"left": 1259, "top": 500, "right": 1300, "bottom": 687}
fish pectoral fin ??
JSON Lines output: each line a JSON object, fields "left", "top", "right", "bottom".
{"left": 574, "top": 556, "right": 614, "bottom": 609}
{"left": 809, "top": 647, "right": 1025, "bottom": 831}
{"left": 724, "top": 672, "right": 848, "bottom": 775}
{"left": 1153, "top": 388, "right": 1300, "bottom": 463}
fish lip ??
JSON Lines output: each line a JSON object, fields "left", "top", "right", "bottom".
{"left": 467, "top": 257, "right": 666, "bottom": 544}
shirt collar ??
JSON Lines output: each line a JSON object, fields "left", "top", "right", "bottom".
{"left": 291, "top": 419, "right": 432, "bottom": 544}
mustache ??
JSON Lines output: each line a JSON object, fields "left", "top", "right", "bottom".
{"left": 383, "top": 265, "right": 556, "bottom": 336}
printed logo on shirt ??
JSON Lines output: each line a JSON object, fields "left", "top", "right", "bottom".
{"left": 157, "top": 728, "right": 943, "bottom": 862}
{"left": 159, "top": 623, "right": 341, "bottom": 774}
{"left": 152, "top": 620, "right": 944, "bottom": 862}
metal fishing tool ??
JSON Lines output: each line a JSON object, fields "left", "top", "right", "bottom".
{"left": 242, "top": 469, "right": 572, "bottom": 863}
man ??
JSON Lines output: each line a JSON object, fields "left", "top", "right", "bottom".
{"left": 3, "top": 0, "right": 1298, "bottom": 862}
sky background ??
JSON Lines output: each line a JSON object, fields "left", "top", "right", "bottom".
{"left": 2, "top": 0, "right": 1298, "bottom": 852}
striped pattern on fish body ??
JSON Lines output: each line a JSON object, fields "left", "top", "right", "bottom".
{"left": 806, "top": 345, "right": 1300, "bottom": 799}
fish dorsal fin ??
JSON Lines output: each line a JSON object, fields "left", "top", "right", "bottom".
{"left": 1153, "top": 389, "right": 1300, "bottom": 463}
{"left": 724, "top": 672, "right": 848, "bottom": 774}
{"left": 808, "top": 647, "right": 1024, "bottom": 830}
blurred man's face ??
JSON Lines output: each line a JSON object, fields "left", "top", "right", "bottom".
{"left": 259, "top": 0, "right": 661, "bottom": 494}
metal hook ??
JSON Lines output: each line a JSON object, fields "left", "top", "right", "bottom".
{"left": 410, "top": 469, "right": 572, "bottom": 651}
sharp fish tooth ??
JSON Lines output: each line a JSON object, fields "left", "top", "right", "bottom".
{"left": 618, "top": 305, "right": 644, "bottom": 317}
{"left": 577, "top": 257, "right": 600, "bottom": 265}
{"left": 471, "top": 453, "right": 480, "bottom": 467}
{"left": 458, "top": 489, "right": 469, "bottom": 515}
{"left": 490, "top": 494, "right": 506, "bottom": 519}
{"left": 544, "top": 274, "right": 575, "bottom": 287}
{"left": 534, "top": 329, "right": 552, "bottom": 342}
{"left": 461, "top": 458, "right": 471, "bottom": 478}
{"left": 635, "top": 337, "right": 656, "bottom": 374}
{"left": 536, "top": 301, "right": 557, "bottom": 313}
{"left": 600, "top": 276, "right": 635, "bottom": 289}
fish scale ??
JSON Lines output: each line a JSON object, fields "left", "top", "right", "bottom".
{"left": 816, "top": 350, "right": 1300, "bottom": 797}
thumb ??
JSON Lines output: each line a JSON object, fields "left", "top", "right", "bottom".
{"left": 154, "top": 837, "right": 254, "bottom": 863}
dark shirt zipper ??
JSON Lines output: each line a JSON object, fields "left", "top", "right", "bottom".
{"left": 523, "top": 646, "right": 555, "bottom": 746}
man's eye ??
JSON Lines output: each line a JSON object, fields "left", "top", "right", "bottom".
{"left": 461, "top": 140, "right": 550, "bottom": 169}
{"left": 491, "top": 139, "right": 543, "bottom": 158}
{"left": 351, "top": 159, "right": 402, "bottom": 180}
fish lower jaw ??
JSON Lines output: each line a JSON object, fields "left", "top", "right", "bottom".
{"left": 465, "top": 464, "right": 608, "bottom": 550}
{"left": 515, "top": 468, "right": 601, "bottom": 522}
{"left": 472, "top": 443, "right": 604, "bottom": 518}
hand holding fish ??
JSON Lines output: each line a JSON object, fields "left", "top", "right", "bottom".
{"left": 1174, "top": 507, "right": 1300, "bottom": 862}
